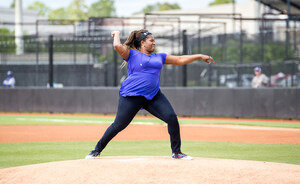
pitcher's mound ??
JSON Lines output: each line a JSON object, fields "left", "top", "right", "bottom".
{"left": 0, "top": 156, "right": 299, "bottom": 184}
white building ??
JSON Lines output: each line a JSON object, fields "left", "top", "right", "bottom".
{"left": 0, "top": 7, "right": 76, "bottom": 36}
{"left": 123, "top": 0, "right": 295, "bottom": 54}
{"left": 132, "top": 0, "right": 283, "bottom": 35}
{"left": 0, "top": 7, "right": 45, "bottom": 35}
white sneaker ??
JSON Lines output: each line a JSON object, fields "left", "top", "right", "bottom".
{"left": 85, "top": 149, "right": 100, "bottom": 159}
{"left": 171, "top": 152, "right": 193, "bottom": 160}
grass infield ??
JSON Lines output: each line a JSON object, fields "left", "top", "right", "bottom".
{"left": 0, "top": 114, "right": 299, "bottom": 168}
{"left": 0, "top": 114, "right": 300, "bottom": 128}
{"left": 0, "top": 140, "right": 299, "bottom": 168}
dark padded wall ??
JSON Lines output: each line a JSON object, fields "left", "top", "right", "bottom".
{"left": 0, "top": 87, "right": 299, "bottom": 119}
{"left": 91, "top": 88, "right": 119, "bottom": 114}
{"left": 273, "top": 89, "right": 298, "bottom": 119}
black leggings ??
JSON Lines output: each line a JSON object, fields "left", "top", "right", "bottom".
{"left": 95, "top": 90, "right": 181, "bottom": 153}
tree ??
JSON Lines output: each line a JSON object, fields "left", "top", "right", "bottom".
{"left": 48, "top": 8, "right": 68, "bottom": 20}
{"left": 88, "top": 0, "right": 116, "bottom": 17}
{"left": 137, "top": 2, "right": 181, "bottom": 14}
{"left": 209, "top": 0, "right": 233, "bottom": 6}
{"left": 67, "top": 0, "right": 88, "bottom": 20}
{"left": 140, "top": 4, "right": 156, "bottom": 14}
{"left": 10, "top": 0, "right": 15, "bottom": 8}
{"left": 48, "top": 0, "right": 89, "bottom": 20}
{"left": 158, "top": 2, "right": 181, "bottom": 11}
{"left": 0, "top": 28, "right": 13, "bottom": 35}
{"left": 0, "top": 28, "right": 15, "bottom": 53}
{"left": 27, "top": 1, "right": 51, "bottom": 16}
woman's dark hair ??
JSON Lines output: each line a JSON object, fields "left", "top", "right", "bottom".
{"left": 124, "top": 29, "right": 151, "bottom": 50}
{"left": 120, "top": 29, "right": 151, "bottom": 69}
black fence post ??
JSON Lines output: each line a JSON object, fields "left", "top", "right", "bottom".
{"left": 268, "top": 63, "right": 272, "bottom": 86}
{"left": 35, "top": 21, "right": 39, "bottom": 86}
{"left": 291, "top": 62, "right": 295, "bottom": 86}
{"left": 239, "top": 21, "right": 243, "bottom": 63}
{"left": 35, "top": 20, "right": 39, "bottom": 64}
{"left": 223, "top": 32, "right": 227, "bottom": 62}
{"left": 198, "top": 17, "right": 201, "bottom": 54}
{"left": 73, "top": 35, "right": 76, "bottom": 64}
{"left": 104, "top": 61, "right": 108, "bottom": 86}
{"left": 208, "top": 64, "right": 212, "bottom": 87}
{"left": 182, "top": 30, "right": 187, "bottom": 87}
{"left": 285, "top": 0, "right": 291, "bottom": 60}
{"left": 113, "top": 49, "right": 118, "bottom": 86}
{"left": 260, "top": 17, "right": 265, "bottom": 63}
{"left": 237, "top": 65, "right": 241, "bottom": 87}
{"left": 87, "top": 20, "right": 90, "bottom": 64}
{"left": 293, "top": 20, "right": 297, "bottom": 54}
{"left": 216, "top": 66, "right": 220, "bottom": 87}
{"left": 48, "top": 35, "right": 53, "bottom": 88}
{"left": 238, "top": 18, "right": 244, "bottom": 87}
{"left": 87, "top": 20, "right": 91, "bottom": 86}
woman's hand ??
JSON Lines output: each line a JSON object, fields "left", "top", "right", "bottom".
{"left": 201, "top": 55, "right": 215, "bottom": 64}
{"left": 111, "top": 31, "right": 129, "bottom": 60}
{"left": 111, "top": 31, "right": 120, "bottom": 38}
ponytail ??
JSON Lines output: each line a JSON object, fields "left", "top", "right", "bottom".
{"left": 124, "top": 29, "right": 149, "bottom": 50}
{"left": 121, "top": 29, "right": 150, "bottom": 68}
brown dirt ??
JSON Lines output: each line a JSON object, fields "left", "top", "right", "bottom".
{"left": 0, "top": 124, "right": 300, "bottom": 144}
{"left": 0, "top": 156, "right": 300, "bottom": 184}
{"left": 1, "top": 113, "right": 300, "bottom": 184}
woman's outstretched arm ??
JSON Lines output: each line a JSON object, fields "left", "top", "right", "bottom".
{"left": 111, "top": 31, "right": 129, "bottom": 60}
{"left": 165, "top": 54, "right": 215, "bottom": 65}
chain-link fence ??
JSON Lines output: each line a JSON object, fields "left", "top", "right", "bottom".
{"left": 0, "top": 18, "right": 300, "bottom": 87}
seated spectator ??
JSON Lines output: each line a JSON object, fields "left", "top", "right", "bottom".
{"left": 251, "top": 67, "right": 268, "bottom": 88}
{"left": 3, "top": 71, "right": 16, "bottom": 88}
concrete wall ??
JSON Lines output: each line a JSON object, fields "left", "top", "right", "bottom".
{"left": 0, "top": 87, "right": 299, "bottom": 119}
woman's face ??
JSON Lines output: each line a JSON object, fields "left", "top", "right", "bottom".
{"left": 254, "top": 71, "right": 261, "bottom": 76}
{"left": 142, "top": 35, "right": 155, "bottom": 52}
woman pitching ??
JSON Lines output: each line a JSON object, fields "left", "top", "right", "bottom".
{"left": 85, "top": 29, "right": 215, "bottom": 160}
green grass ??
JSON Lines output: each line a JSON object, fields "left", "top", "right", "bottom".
{"left": 1, "top": 115, "right": 300, "bottom": 128}
{"left": 0, "top": 114, "right": 299, "bottom": 168}
{"left": 0, "top": 140, "right": 299, "bottom": 168}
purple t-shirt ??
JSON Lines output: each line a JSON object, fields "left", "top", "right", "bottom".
{"left": 119, "top": 49, "right": 167, "bottom": 100}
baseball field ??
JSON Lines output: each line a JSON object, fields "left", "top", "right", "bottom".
{"left": 0, "top": 112, "right": 300, "bottom": 184}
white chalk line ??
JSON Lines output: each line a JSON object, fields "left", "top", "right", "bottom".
{"left": 182, "top": 124, "right": 300, "bottom": 131}
{"left": 16, "top": 118, "right": 106, "bottom": 124}
{"left": 14, "top": 118, "right": 298, "bottom": 131}
{"left": 15, "top": 118, "right": 156, "bottom": 125}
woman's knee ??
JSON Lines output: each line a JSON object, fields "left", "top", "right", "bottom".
{"left": 164, "top": 113, "right": 178, "bottom": 124}
{"left": 111, "top": 121, "right": 129, "bottom": 132}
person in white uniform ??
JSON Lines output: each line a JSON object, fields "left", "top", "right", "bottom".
{"left": 251, "top": 67, "right": 268, "bottom": 88}
{"left": 3, "top": 71, "right": 16, "bottom": 88}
